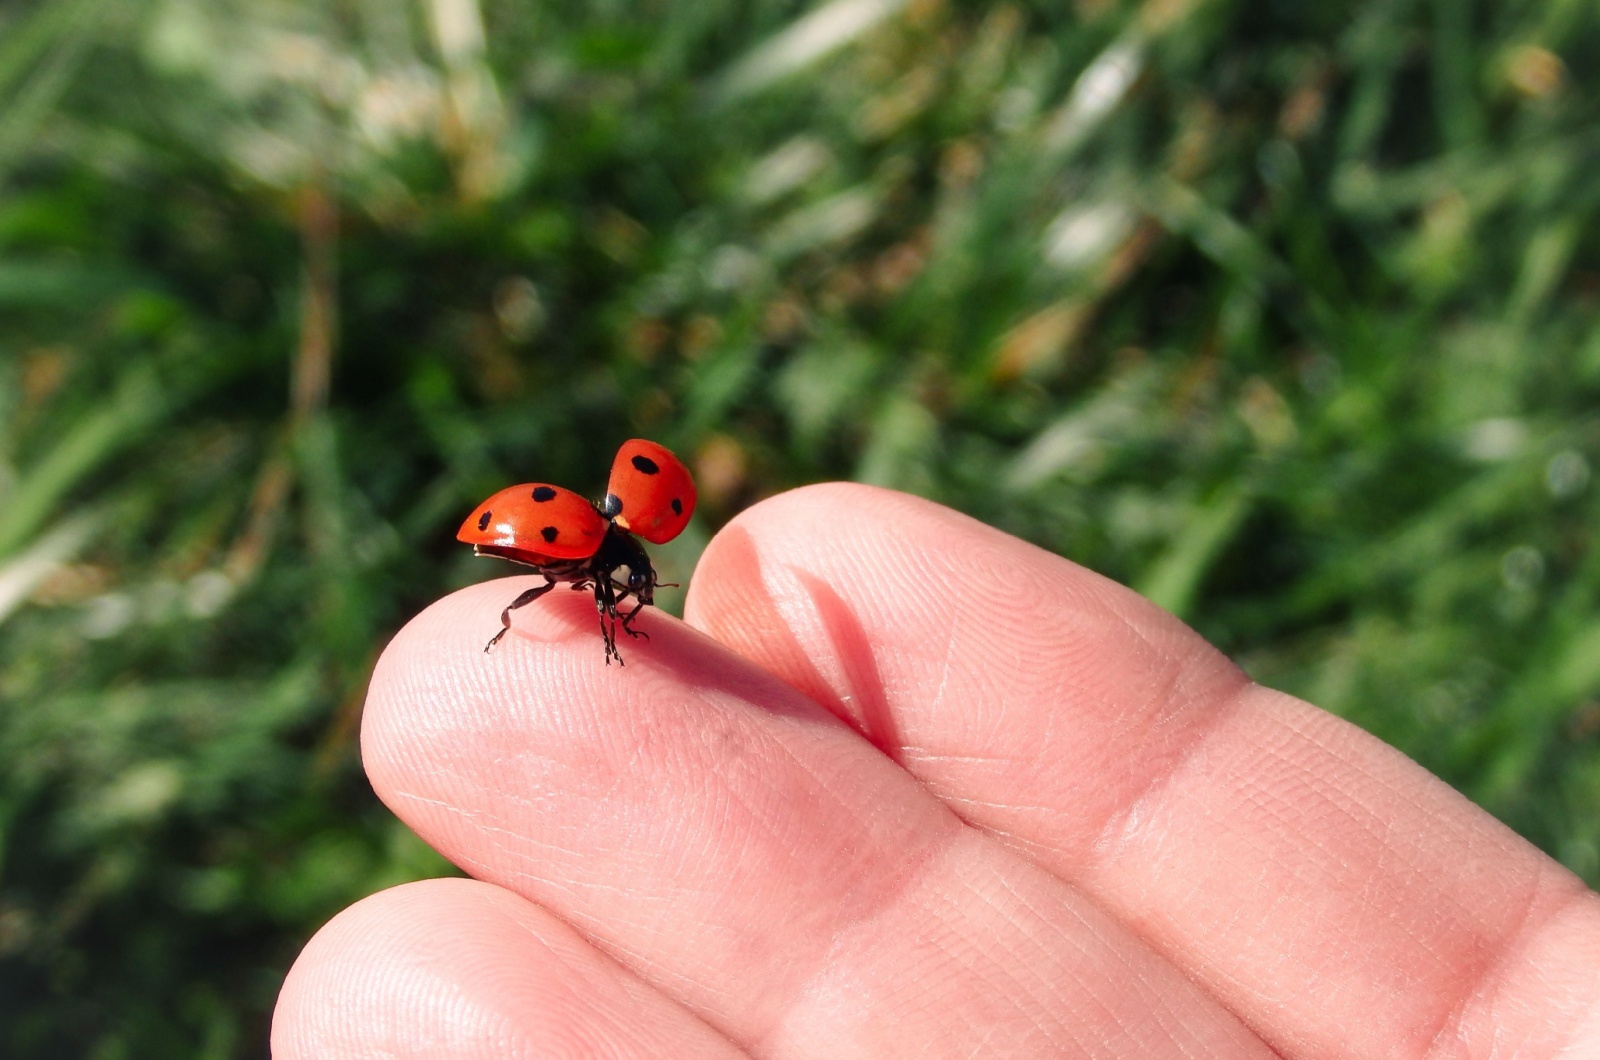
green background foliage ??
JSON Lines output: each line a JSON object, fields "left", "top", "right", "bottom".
{"left": 2, "top": 0, "right": 1598, "bottom": 1053}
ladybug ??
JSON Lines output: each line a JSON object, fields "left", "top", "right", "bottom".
{"left": 456, "top": 439, "right": 696, "bottom": 664}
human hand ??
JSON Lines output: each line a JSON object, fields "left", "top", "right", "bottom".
{"left": 273, "top": 484, "right": 1600, "bottom": 1058}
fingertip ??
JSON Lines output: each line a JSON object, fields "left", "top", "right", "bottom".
{"left": 271, "top": 878, "right": 742, "bottom": 1060}
{"left": 684, "top": 482, "right": 968, "bottom": 729}
{"left": 359, "top": 572, "right": 840, "bottom": 892}
{"left": 360, "top": 579, "right": 666, "bottom": 864}
{"left": 362, "top": 579, "right": 568, "bottom": 811}
{"left": 272, "top": 879, "right": 511, "bottom": 1060}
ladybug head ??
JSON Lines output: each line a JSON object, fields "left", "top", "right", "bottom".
{"left": 624, "top": 562, "right": 655, "bottom": 604}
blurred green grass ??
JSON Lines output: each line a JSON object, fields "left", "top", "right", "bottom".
{"left": 2, "top": 0, "right": 1598, "bottom": 1053}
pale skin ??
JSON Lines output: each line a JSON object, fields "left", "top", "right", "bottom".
{"left": 273, "top": 483, "right": 1600, "bottom": 1058}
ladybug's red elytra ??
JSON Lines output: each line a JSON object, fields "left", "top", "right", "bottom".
{"left": 457, "top": 439, "right": 696, "bottom": 664}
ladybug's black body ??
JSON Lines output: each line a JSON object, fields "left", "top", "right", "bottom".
{"left": 473, "top": 524, "right": 661, "bottom": 664}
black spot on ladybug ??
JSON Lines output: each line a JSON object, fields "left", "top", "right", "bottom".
{"left": 601, "top": 492, "right": 623, "bottom": 518}
{"left": 531, "top": 486, "right": 557, "bottom": 502}
{"left": 541, "top": 526, "right": 559, "bottom": 543}
{"left": 671, "top": 497, "right": 683, "bottom": 516}
{"left": 631, "top": 455, "right": 660, "bottom": 475}
{"left": 478, "top": 510, "right": 492, "bottom": 531}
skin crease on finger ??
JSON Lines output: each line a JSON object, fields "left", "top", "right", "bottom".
{"left": 349, "top": 577, "right": 1282, "bottom": 1058}
{"left": 272, "top": 877, "right": 747, "bottom": 1060}
{"left": 683, "top": 483, "right": 1600, "bottom": 1060}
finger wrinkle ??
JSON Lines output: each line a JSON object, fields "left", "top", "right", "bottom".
{"left": 1089, "top": 672, "right": 1255, "bottom": 866}
{"left": 1098, "top": 685, "right": 1592, "bottom": 1059}
{"left": 817, "top": 839, "right": 1082, "bottom": 1057}
{"left": 922, "top": 599, "right": 961, "bottom": 720}
{"left": 939, "top": 793, "right": 1061, "bottom": 816}
{"left": 746, "top": 810, "right": 969, "bottom": 1057}
{"left": 1421, "top": 867, "right": 1599, "bottom": 1060}
{"left": 967, "top": 864, "right": 1147, "bottom": 1046}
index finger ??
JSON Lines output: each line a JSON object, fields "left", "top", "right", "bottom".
{"left": 685, "top": 483, "right": 1600, "bottom": 1059}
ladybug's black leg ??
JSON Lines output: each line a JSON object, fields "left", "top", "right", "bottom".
{"left": 486, "top": 578, "right": 557, "bottom": 652}
{"left": 607, "top": 579, "right": 651, "bottom": 642}
{"left": 592, "top": 576, "right": 623, "bottom": 665}
{"left": 619, "top": 599, "right": 651, "bottom": 641}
